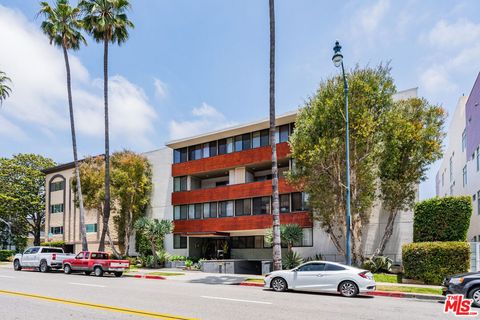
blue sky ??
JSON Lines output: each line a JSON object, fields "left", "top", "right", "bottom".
{"left": 1, "top": 0, "right": 479, "bottom": 200}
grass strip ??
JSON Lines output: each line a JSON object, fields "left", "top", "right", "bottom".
{"left": 373, "top": 273, "right": 402, "bottom": 283}
{"left": 147, "top": 272, "right": 185, "bottom": 276}
{"left": 376, "top": 285, "right": 442, "bottom": 295}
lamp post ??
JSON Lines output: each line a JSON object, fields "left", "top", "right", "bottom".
{"left": 332, "top": 40, "right": 351, "bottom": 266}
{"left": 0, "top": 217, "right": 12, "bottom": 251}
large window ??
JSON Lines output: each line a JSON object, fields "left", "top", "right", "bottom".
{"left": 173, "top": 148, "right": 187, "bottom": 164}
{"left": 235, "top": 199, "right": 251, "bottom": 216}
{"left": 174, "top": 234, "right": 187, "bottom": 249}
{"left": 463, "top": 165, "right": 468, "bottom": 187}
{"left": 203, "top": 202, "right": 217, "bottom": 218}
{"left": 174, "top": 205, "right": 188, "bottom": 220}
{"left": 188, "top": 204, "right": 202, "bottom": 219}
{"left": 219, "top": 201, "right": 234, "bottom": 217}
{"left": 278, "top": 124, "right": 290, "bottom": 143}
{"left": 252, "top": 130, "right": 269, "bottom": 148}
{"left": 50, "top": 181, "right": 64, "bottom": 192}
{"left": 85, "top": 223, "right": 97, "bottom": 233}
{"left": 234, "top": 135, "right": 243, "bottom": 152}
{"left": 231, "top": 236, "right": 264, "bottom": 249}
{"left": 174, "top": 176, "right": 188, "bottom": 192}
{"left": 280, "top": 194, "right": 290, "bottom": 213}
{"left": 252, "top": 197, "right": 270, "bottom": 215}
{"left": 50, "top": 226, "right": 63, "bottom": 235}
{"left": 293, "top": 228, "right": 313, "bottom": 247}
{"left": 51, "top": 204, "right": 64, "bottom": 214}
{"left": 242, "top": 133, "right": 251, "bottom": 150}
{"left": 291, "top": 192, "right": 303, "bottom": 211}
{"left": 188, "top": 144, "right": 202, "bottom": 161}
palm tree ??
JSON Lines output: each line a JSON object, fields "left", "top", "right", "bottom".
{"left": 38, "top": 0, "right": 89, "bottom": 251}
{"left": 79, "top": 0, "right": 134, "bottom": 251}
{"left": 135, "top": 217, "right": 173, "bottom": 268}
{"left": 269, "top": 0, "right": 282, "bottom": 271}
{"left": 281, "top": 224, "right": 304, "bottom": 252}
{"left": 0, "top": 71, "right": 12, "bottom": 105}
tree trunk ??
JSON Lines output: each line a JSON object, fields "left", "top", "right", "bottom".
{"left": 62, "top": 44, "right": 88, "bottom": 251}
{"left": 33, "top": 218, "right": 41, "bottom": 246}
{"left": 99, "top": 39, "right": 110, "bottom": 252}
{"left": 151, "top": 242, "right": 157, "bottom": 268}
{"left": 106, "top": 226, "right": 121, "bottom": 257}
{"left": 269, "top": 0, "right": 282, "bottom": 271}
{"left": 124, "top": 210, "right": 132, "bottom": 256}
{"left": 372, "top": 209, "right": 399, "bottom": 258}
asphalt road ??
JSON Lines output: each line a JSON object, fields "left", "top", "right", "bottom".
{"left": 0, "top": 266, "right": 457, "bottom": 320}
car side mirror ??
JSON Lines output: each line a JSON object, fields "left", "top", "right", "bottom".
{"left": 292, "top": 268, "right": 298, "bottom": 272}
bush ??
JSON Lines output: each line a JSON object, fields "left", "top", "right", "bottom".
{"left": 40, "top": 241, "right": 65, "bottom": 248}
{"left": 402, "top": 241, "right": 470, "bottom": 285}
{"left": 362, "top": 256, "right": 392, "bottom": 273}
{"left": 414, "top": 196, "right": 471, "bottom": 242}
{"left": 304, "top": 253, "right": 324, "bottom": 262}
{"left": 0, "top": 250, "right": 14, "bottom": 261}
{"left": 282, "top": 251, "right": 303, "bottom": 269}
{"left": 185, "top": 260, "right": 193, "bottom": 268}
{"left": 170, "top": 255, "right": 186, "bottom": 261}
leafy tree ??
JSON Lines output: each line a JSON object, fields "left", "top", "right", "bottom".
{"left": 111, "top": 151, "right": 152, "bottom": 256}
{"left": 79, "top": 0, "right": 134, "bottom": 252}
{"left": 0, "top": 154, "right": 55, "bottom": 247}
{"left": 265, "top": 224, "right": 304, "bottom": 252}
{"left": 0, "top": 71, "right": 12, "bottom": 105}
{"left": 373, "top": 98, "right": 445, "bottom": 256}
{"left": 288, "top": 64, "right": 396, "bottom": 264}
{"left": 38, "top": 0, "right": 89, "bottom": 251}
{"left": 134, "top": 217, "right": 173, "bottom": 268}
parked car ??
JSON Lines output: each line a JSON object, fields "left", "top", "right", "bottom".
{"left": 63, "top": 251, "right": 129, "bottom": 277}
{"left": 443, "top": 272, "right": 480, "bottom": 307}
{"left": 264, "top": 261, "right": 376, "bottom": 297}
{"left": 13, "top": 246, "right": 75, "bottom": 273}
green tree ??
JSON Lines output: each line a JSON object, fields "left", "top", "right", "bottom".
{"left": 265, "top": 224, "right": 304, "bottom": 252}
{"left": 111, "top": 151, "right": 152, "bottom": 256}
{"left": 288, "top": 64, "right": 396, "bottom": 264}
{"left": 0, "top": 71, "right": 12, "bottom": 105}
{"left": 0, "top": 154, "right": 55, "bottom": 248}
{"left": 79, "top": 0, "right": 134, "bottom": 252}
{"left": 38, "top": 0, "right": 89, "bottom": 251}
{"left": 373, "top": 98, "right": 445, "bottom": 256}
{"left": 134, "top": 217, "right": 173, "bottom": 268}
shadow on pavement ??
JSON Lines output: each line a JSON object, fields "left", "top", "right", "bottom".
{"left": 261, "top": 288, "right": 374, "bottom": 300}
{"left": 189, "top": 275, "right": 246, "bottom": 285}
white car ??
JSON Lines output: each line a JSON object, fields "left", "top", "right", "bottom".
{"left": 13, "top": 246, "right": 75, "bottom": 273}
{"left": 264, "top": 261, "right": 376, "bottom": 297}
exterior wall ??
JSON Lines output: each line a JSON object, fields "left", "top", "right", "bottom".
{"left": 466, "top": 73, "right": 480, "bottom": 156}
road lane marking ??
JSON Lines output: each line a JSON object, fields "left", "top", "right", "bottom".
{"left": 200, "top": 295, "right": 272, "bottom": 305}
{"left": 68, "top": 282, "right": 106, "bottom": 288}
{"left": 0, "top": 275, "right": 15, "bottom": 279}
{"left": 0, "top": 289, "right": 196, "bottom": 320}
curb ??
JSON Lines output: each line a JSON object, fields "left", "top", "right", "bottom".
{"left": 239, "top": 282, "right": 264, "bottom": 287}
{"left": 123, "top": 274, "right": 166, "bottom": 280}
{"left": 366, "top": 291, "right": 445, "bottom": 301}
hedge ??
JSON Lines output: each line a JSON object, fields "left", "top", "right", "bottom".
{"left": 40, "top": 241, "right": 65, "bottom": 248}
{"left": 414, "top": 196, "right": 471, "bottom": 242}
{"left": 403, "top": 241, "right": 470, "bottom": 285}
{"left": 0, "top": 250, "right": 14, "bottom": 261}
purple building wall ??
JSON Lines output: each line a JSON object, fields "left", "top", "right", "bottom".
{"left": 466, "top": 73, "right": 480, "bottom": 158}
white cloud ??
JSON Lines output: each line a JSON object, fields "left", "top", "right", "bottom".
{"left": 0, "top": 5, "right": 157, "bottom": 149}
{"left": 420, "top": 66, "right": 457, "bottom": 95}
{"left": 0, "top": 115, "right": 27, "bottom": 141}
{"left": 358, "top": 0, "right": 390, "bottom": 34}
{"left": 153, "top": 78, "right": 168, "bottom": 99}
{"left": 426, "top": 19, "right": 480, "bottom": 49}
{"left": 169, "top": 103, "right": 236, "bottom": 140}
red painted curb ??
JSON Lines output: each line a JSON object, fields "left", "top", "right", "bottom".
{"left": 123, "top": 274, "right": 166, "bottom": 280}
{"left": 239, "top": 282, "right": 264, "bottom": 287}
{"left": 145, "top": 275, "right": 166, "bottom": 280}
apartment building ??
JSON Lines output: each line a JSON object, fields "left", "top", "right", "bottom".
{"left": 436, "top": 74, "right": 480, "bottom": 241}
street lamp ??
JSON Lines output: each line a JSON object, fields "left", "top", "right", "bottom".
{"left": 0, "top": 217, "right": 12, "bottom": 251}
{"left": 332, "top": 40, "right": 351, "bottom": 266}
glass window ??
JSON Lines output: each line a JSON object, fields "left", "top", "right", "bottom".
{"left": 174, "top": 176, "right": 188, "bottom": 192}
{"left": 203, "top": 143, "right": 210, "bottom": 158}
{"left": 325, "top": 263, "right": 346, "bottom": 271}
{"left": 188, "top": 205, "right": 195, "bottom": 220}
{"left": 303, "top": 192, "right": 310, "bottom": 210}
{"left": 302, "top": 228, "right": 313, "bottom": 246}
{"left": 174, "top": 234, "right": 187, "bottom": 249}
{"left": 255, "top": 236, "right": 263, "bottom": 248}
{"left": 208, "top": 202, "right": 217, "bottom": 218}
{"left": 174, "top": 205, "right": 188, "bottom": 220}
{"left": 291, "top": 192, "right": 303, "bottom": 211}
{"left": 189, "top": 145, "right": 202, "bottom": 161}
{"left": 279, "top": 124, "right": 289, "bottom": 143}
{"left": 280, "top": 194, "right": 290, "bottom": 213}
{"left": 219, "top": 201, "right": 234, "bottom": 217}
{"left": 50, "top": 226, "right": 63, "bottom": 235}
{"left": 194, "top": 204, "right": 203, "bottom": 219}
{"left": 234, "top": 135, "right": 243, "bottom": 152}
{"left": 42, "top": 248, "right": 64, "bottom": 253}
{"left": 30, "top": 247, "right": 40, "bottom": 254}
{"left": 209, "top": 141, "right": 217, "bottom": 157}
{"left": 85, "top": 224, "right": 97, "bottom": 233}
{"left": 218, "top": 139, "right": 227, "bottom": 155}
{"left": 227, "top": 138, "right": 234, "bottom": 153}
{"left": 463, "top": 165, "right": 468, "bottom": 187}
{"left": 252, "top": 131, "right": 261, "bottom": 148}
{"left": 90, "top": 252, "right": 108, "bottom": 259}
{"left": 260, "top": 129, "right": 269, "bottom": 146}
{"left": 50, "top": 181, "right": 64, "bottom": 192}
{"left": 242, "top": 133, "right": 251, "bottom": 150}
{"left": 174, "top": 148, "right": 187, "bottom": 163}
{"left": 298, "top": 263, "right": 325, "bottom": 272}
{"left": 253, "top": 197, "right": 270, "bottom": 215}
{"left": 235, "top": 199, "right": 251, "bottom": 216}
{"left": 51, "top": 204, "right": 64, "bottom": 214}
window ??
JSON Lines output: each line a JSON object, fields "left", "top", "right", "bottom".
{"left": 30, "top": 247, "right": 40, "bottom": 254}
{"left": 291, "top": 192, "right": 303, "bottom": 211}
{"left": 462, "top": 129, "right": 467, "bottom": 152}
{"left": 231, "top": 236, "right": 257, "bottom": 249}
{"left": 216, "top": 181, "right": 228, "bottom": 187}
{"left": 188, "top": 204, "right": 202, "bottom": 220}
{"left": 85, "top": 223, "right": 97, "bottom": 233}
{"left": 90, "top": 252, "right": 108, "bottom": 259}
{"left": 252, "top": 131, "right": 261, "bottom": 148}
{"left": 188, "top": 144, "right": 202, "bottom": 161}
{"left": 478, "top": 191, "right": 480, "bottom": 215}
{"left": 41, "top": 248, "right": 63, "bottom": 253}
{"left": 209, "top": 141, "right": 218, "bottom": 157}
{"left": 449, "top": 155, "right": 453, "bottom": 181}
{"left": 280, "top": 194, "right": 290, "bottom": 213}
{"left": 252, "top": 197, "right": 270, "bottom": 215}
{"left": 50, "top": 181, "right": 64, "bottom": 192}
{"left": 242, "top": 133, "right": 251, "bottom": 150}
{"left": 298, "top": 263, "right": 325, "bottom": 272}
{"left": 441, "top": 172, "right": 444, "bottom": 187}
{"left": 219, "top": 201, "right": 234, "bottom": 217}
{"left": 174, "top": 148, "right": 187, "bottom": 163}
{"left": 174, "top": 205, "right": 188, "bottom": 220}
{"left": 477, "top": 147, "right": 479, "bottom": 172}
{"left": 279, "top": 124, "right": 290, "bottom": 143}
{"left": 218, "top": 139, "right": 227, "bottom": 155}
{"left": 203, "top": 202, "right": 217, "bottom": 218}
{"left": 235, "top": 199, "right": 251, "bottom": 216}
{"left": 292, "top": 228, "right": 313, "bottom": 247}
{"left": 51, "top": 204, "right": 64, "bottom": 213}
{"left": 463, "top": 165, "right": 468, "bottom": 187}
{"left": 174, "top": 176, "right": 188, "bottom": 192}
{"left": 75, "top": 252, "right": 85, "bottom": 259}
{"left": 174, "top": 234, "right": 187, "bottom": 249}
{"left": 234, "top": 135, "right": 243, "bottom": 152}
{"left": 50, "top": 226, "right": 63, "bottom": 235}
{"left": 325, "top": 263, "right": 346, "bottom": 271}
{"left": 202, "top": 143, "right": 210, "bottom": 158}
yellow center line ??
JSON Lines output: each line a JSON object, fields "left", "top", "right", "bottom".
{"left": 0, "top": 289, "right": 197, "bottom": 320}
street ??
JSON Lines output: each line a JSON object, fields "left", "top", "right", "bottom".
{"left": 0, "top": 267, "right": 457, "bottom": 320}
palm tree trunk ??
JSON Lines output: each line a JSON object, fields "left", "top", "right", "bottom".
{"left": 99, "top": 39, "right": 110, "bottom": 252}
{"left": 62, "top": 44, "right": 88, "bottom": 251}
{"left": 269, "top": 0, "right": 282, "bottom": 271}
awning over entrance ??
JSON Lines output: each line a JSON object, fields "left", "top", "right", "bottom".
{"left": 179, "top": 231, "right": 230, "bottom": 238}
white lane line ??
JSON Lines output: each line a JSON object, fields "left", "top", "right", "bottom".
{"left": 200, "top": 295, "right": 272, "bottom": 305}
{"left": 68, "top": 282, "right": 106, "bottom": 288}
{"left": 0, "top": 275, "right": 15, "bottom": 279}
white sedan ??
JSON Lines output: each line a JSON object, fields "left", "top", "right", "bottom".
{"left": 264, "top": 261, "right": 376, "bottom": 297}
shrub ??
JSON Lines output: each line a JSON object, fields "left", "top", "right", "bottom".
{"left": 170, "top": 255, "right": 186, "bottom": 261}
{"left": 304, "top": 253, "right": 324, "bottom": 262}
{"left": 362, "top": 256, "right": 392, "bottom": 273}
{"left": 40, "top": 241, "right": 65, "bottom": 248}
{"left": 414, "top": 196, "right": 471, "bottom": 242}
{"left": 402, "top": 241, "right": 470, "bottom": 285}
{"left": 282, "top": 251, "right": 303, "bottom": 269}
{"left": 185, "top": 259, "right": 193, "bottom": 268}
{"left": 0, "top": 250, "right": 14, "bottom": 261}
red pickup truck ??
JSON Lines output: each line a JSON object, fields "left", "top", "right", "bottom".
{"left": 63, "top": 251, "right": 129, "bottom": 277}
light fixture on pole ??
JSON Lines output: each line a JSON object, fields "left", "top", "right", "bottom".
{"left": 332, "top": 40, "right": 351, "bottom": 266}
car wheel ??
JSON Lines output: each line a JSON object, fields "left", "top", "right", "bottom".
{"left": 271, "top": 277, "right": 288, "bottom": 292}
{"left": 469, "top": 287, "right": 480, "bottom": 308}
{"left": 94, "top": 266, "right": 103, "bottom": 277}
{"left": 64, "top": 264, "right": 72, "bottom": 274}
{"left": 39, "top": 260, "right": 49, "bottom": 273}
{"left": 13, "top": 260, "right": 21, "bottom": 271}
{"left": 339, "top": 281, "right": 359, "bottom": 297}
{"left": 84, "top": 271, "right": 91, "bottom": 276}
{"left": 114, "top": 272, "right": 123, "bottom": 278}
